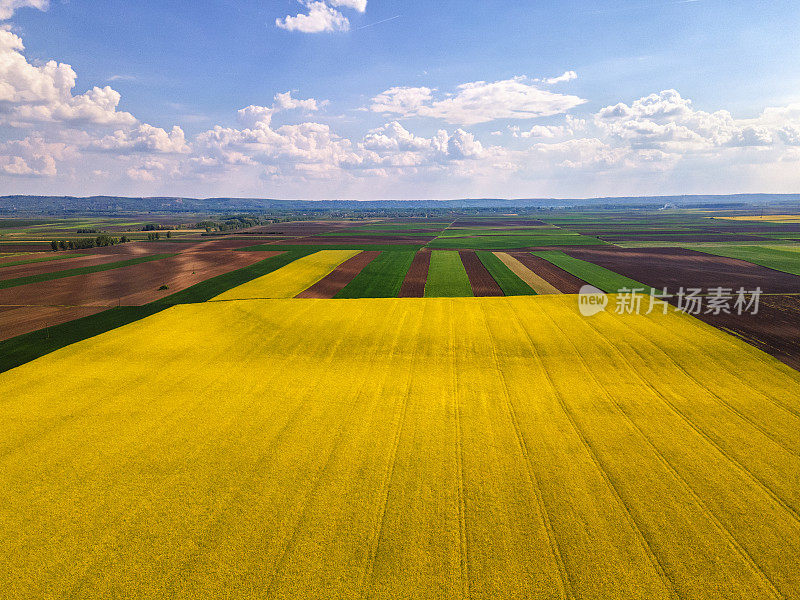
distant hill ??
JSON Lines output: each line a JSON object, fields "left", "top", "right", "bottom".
{"left": 1, "top": 194, "right": 799, "bottom": 215}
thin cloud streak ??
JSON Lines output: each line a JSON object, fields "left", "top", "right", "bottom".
{"left": 355, "top": 15, "right": 400, "bottom": 31}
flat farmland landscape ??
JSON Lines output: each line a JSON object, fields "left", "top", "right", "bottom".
{"left": 2, "top": 296, "right": 800, "bottom": 599}
{"left": 1, "top": 206, "right": 800, "bottom": 598}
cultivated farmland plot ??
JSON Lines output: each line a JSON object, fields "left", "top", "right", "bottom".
{"left": 1, "top": 296, "right": 799, "bottom": 598}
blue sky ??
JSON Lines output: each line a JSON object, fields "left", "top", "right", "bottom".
{"left": 1, "top": 0, "right": 800, "bottom": 199}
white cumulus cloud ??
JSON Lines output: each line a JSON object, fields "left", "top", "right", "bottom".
{"left": 328, "top": 0, "right": 366, "bottom": 12}
{"left": 369, "top": 77, "right": 586, "bottom": 125}
{"left": 542, "top": 70, "right": 578, "bottom": 85}
{"left": 92, "top": 124, "right": 190, "bottom": 154}
{"left": 0, "top": 29, "right": 136, "bottom": 127}
{"left": 276, "top": 1, "right": 350, "bottom": 33}
{"left": 0, "top": 0, "right": 47, "bottom": 20}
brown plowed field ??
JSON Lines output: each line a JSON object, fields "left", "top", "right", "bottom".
{"left": 697, "top": 295, "right": 800, "bottom": 372}
{"left": 295, "top": 251, "right": 380, "bottom": 299}
{"left": 289, "top": 235, "right": 435, "bottom": 245}
{"left": 459, "top": 251, "right": 504, "bottom": 296}
{"left": 0, "top": 250, "right": 276, "bottom": 307}
{"left": 89, "top": 241, "right": 205, "bottom": 256}
{"left": 172, "top": 238, "right": 288, "bottom": 251}
{"left": 398, "top": 250, "right": 431, "bottom": 297}
{"left": 0, "top": 240, "right": 256, "bottom": 280}
{"left": 563, "top": 247, "right": 800, "bottom": 293}
{"left": 242, "top": 221, "right": 357, "bottom": 236}
{"left": 509, "top": 252, "right": 587, "bottom": 293}
{"left": 0, "top": 305, "right": 106, "bottom": 341}
{"left": 0, "top": 243, "right": 52, "bottom": 253}
{"left": 453, "top": 219, "right": 547, "bottom": 227}
{"left": 0, "top": 252, "right": 131, "bottom": 281}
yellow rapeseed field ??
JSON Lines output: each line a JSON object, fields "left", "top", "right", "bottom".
{"left": 212, "top": 249, "right": 360, "bottom": 300}
{"left": 1, "top": 296, "right": 799, "bottom": 599}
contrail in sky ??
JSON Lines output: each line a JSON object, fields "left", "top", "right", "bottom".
{"left": 356, "top": 15, "right": 401, "bottom": 30}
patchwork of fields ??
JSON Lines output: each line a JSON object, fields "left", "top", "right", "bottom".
{"left": 2, "top": 295, "right": 799, "bottom": 598}
{"left": 3, "top": 210, "right": 800, "bottom": 597}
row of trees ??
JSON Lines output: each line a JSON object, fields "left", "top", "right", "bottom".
{"left": 195, "top": 215, "right": 267, "bottom": 232}
{"left": 50, "top": 235, "right": 130, "bottom": 251}
{"left": 146, "top": 231, "right": 171, "bottom": 240}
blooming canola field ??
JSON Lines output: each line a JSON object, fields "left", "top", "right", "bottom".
{"left": 1, "top": 295, "right": 799, "bottom": 599}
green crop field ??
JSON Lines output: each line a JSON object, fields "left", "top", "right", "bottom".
{"left": 336, "top": 251, "right": 416, "bottom": 298}
{"left": 690, "top": 244, "right": 800, "bottom": 276}
{"left": 532, "top": 251, "right": 654, "bottom": 294}
{"left": 427, "top": 234, "right": 605, "bottom": 250}
{"left": 476, "top": 251, "right": 536, "bottom": 296}
{"left": 424, "top": 250, "right": 473, "bottom": 297}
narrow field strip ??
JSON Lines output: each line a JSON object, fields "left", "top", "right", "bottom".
{"left": 691, "top": 245, "right": 800, "bottom": 277}
{"left": 533, "top": 250, "right": 654, "bottom": 294}
{"left": 211, "top": 250, "right": 360, "bottom": 300}
{"left": 397, "top": 250, "right": 430, "bottom": 298}
{"left": 0, "top": 253, "right": 175, "bottom": 290}
{"left": 459, "top": 251, "right": 504, "bottom": 297}
{"left": 426, "top": 233, "right": 604, "bottom": 250}
{"left": 242, "top": 243, "right": 425, "bottom": 252}
{"left": 508, "top": 253, "right": 590, "bottom": 294}
{"left": 0, "top": 252, "right": 125, "bottom": 282}
{"left": 494, "top": 252, "right": 560, "bottom": 294}
{"left": 296, "top": 251, "right": 380, "bottom": 298}
{"left": 1, "top": 297, "right": 799, "bottom": 597}
{"left": 335, "top": 251, "right": 416, "bottom": 299}
{"left": 424, "top": 250, "right": 474, "bottom": 298}
{"left": 0, "top": 253, "right": 83, "bottom": 269}
{"left": 475, "top": 251, "right": 536, "bottom": 296}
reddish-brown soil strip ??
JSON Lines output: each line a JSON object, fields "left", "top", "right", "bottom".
{"left": 696, "top": 295, "right": 800, "bottom": 372}
{"left": 563, "top": 246, "right": 800, "bottom": 293}
{"left": 508, "top": 252, "right": 587, "bottom": 294}
{"left": 295, "top": 251, "right": 381, "bottom": 299}
{"left": 0, "top": 305, "right": 106, "bottom": 341}
{"left": 0, "top": 250, "right": 277, "bottom": 307}
{"left": 459, "top": 251, "right": 504, "bottom": 297}
{"left": 398, "top": 250, "right": 431, "bottom": 297}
